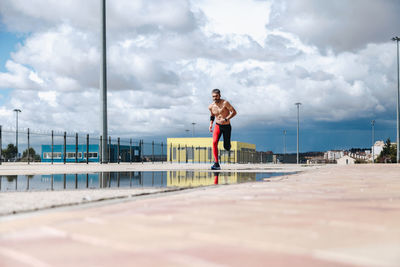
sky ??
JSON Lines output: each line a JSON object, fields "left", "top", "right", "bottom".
{"left": 0, "top": 0, "right": 400, "bottom": 153}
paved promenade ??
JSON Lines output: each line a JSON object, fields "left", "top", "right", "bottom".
{"left": 0, "top": 164, "right": 399, "bottom": 266}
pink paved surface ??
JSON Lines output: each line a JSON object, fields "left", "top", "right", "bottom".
{"left": 0, "top": 165, "right": 399, "bottom": 266}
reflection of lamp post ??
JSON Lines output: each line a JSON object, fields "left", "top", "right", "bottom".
{"left": 392, "top": 36, "right": 400, "bottom": 163}
{"left": 295, "top": 103, "right": 302, "bottom": 164}
{"left": 13, "top": 109, "right": 21, "bottom": 161}
{"left": 371, "top": 120, "right": 375, "bottom": 164}
{"left": 192, "top": 122, "right": 196, "bottom": 137}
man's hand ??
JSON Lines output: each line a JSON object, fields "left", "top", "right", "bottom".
{"left": 209, "top": 125, "right": 213, "bottom": 132}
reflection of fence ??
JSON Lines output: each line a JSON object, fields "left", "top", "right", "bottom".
{"left": 0, "top": 126, "right": 272, "bottom": 164}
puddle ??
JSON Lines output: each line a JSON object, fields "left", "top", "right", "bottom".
{"left": 0, "top": 171, "right": 295, "bottom": 192}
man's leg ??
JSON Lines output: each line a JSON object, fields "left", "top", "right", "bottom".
{"left": 222, "top": 124, "right": 232, "bottom": 151}
{"left": 212, "top": 124, "right": 222, "bottom": 170}
{"left": 212, "top": 124, "right": 221, "bottom": 162}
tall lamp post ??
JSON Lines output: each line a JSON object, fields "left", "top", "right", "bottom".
{"left": 392, "top": 36, "right": 400, "bottom": 163}
{"left": 283, "top": 130, "right": 286, "bottom": 163}
{"left": 295, "top": 103, "right": 302, "bottom": 164}
{"left": 371, "top": 120, "right": 375, "bottom": 164}
{"left": 192, "top": 122, "right": 196, "bottom": 137}
{"left": 100, "top": 0, "right": 108, "bottom": 163}
{"left": 13, "top": 109, "right": 21, "bottom": 161}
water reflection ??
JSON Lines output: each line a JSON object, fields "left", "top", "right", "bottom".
{"left": 0, "top": 171, "right": 293, "bottom": 192}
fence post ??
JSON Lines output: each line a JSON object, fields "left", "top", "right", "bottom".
{"left": 138, "top": 140, "right": 141, "bottom": 163}
{"left": 75, "top": 133, "right": 78, "bottom": 163}
{"left": 152, "top": 140, "right": 154, "bottom": 163}
{"left": 0, "top": 125, "right": 2, "bottom": 165}
{"left": 170, "top": 143, "right": 172, "bottom": 163}
{"left": 185, "top": 145, "right": 188, "bottom": 163}
{"left": 141, "top": 140, "right": 144, "bottom": 164}
{"left": 86, "top": 134, "right": 89, "bottom": 164}
{"left": 117, "top": 137, "right": 120, "bottom": 164}
{"left": 108, "top": 136, "right": 111, "bottom": 163}
{"left": 63, "top": 132, "right": 66, "bottom": 164}
{"left": 27, "top": 128, "right": 30, "bottom": 164}
{"left": 51, "top": 130, "right": 54, "bottom": 164}
{"left": 130, "top": 138, "right": 133, "bottom": 164}
{"left": 99, "top": 135, "right": 102, "bottom": 163}
{"left": 161, "top": 142, "right": 163, "bottom": 164}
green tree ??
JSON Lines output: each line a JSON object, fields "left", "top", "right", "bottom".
{"left": 1, "top": 144, "right": 17, "bottom": 161}
{"left": 377, "top": 138, "right": 397, "bottom": 163}
{"left": 21, "top": 147, "right": 41, "bottom": 162}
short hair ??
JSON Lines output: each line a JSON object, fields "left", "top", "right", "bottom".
{"left": 212, "top": 88, "right": 220, "bottom": 95}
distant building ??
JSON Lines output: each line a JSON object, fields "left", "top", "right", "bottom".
{"left": 372, "top": 140, "right": 385, "bottom": 160}
{"left": 324, "top": 150, "right": 344, "bottom": 161}
{"left": 41, "top": 144, "right": 140, "bottom": 163}
{"left": 337, "top": 155, "right": 355, "bottom": 165}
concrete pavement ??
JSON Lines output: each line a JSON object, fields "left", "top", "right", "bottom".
{"left": 0, "top": 164, "right": 399, "bottom": 266}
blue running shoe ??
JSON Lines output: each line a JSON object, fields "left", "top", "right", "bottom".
{"left": 211, "top": 162, "right": 221, "bottom": 170}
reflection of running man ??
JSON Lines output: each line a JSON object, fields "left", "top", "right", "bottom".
{"left": 209, "top": 89, "right": 237, "bottom": 170}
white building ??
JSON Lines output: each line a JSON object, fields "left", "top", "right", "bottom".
{"left": 324, "top": 150, "right": 344, "bottom": 161}
{"left": 371, "top": 140, "right": 385, "bottom": 161}
{"left": 337, "top": 155, "right": 355, "bottom": 165}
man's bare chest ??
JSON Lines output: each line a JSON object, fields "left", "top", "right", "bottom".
{"left": 211, "top": 103, "right": 227, "bottom": 114}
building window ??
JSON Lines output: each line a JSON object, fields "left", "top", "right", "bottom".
{"left": 173, "top": 148, "right": 176, "bottom": 160}
{"left": 84, "top": 152, "right": 98, "bottom": 159}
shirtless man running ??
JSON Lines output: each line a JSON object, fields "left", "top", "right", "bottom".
{"left": 209, "top": 89, "right": 237, "bottom": 170}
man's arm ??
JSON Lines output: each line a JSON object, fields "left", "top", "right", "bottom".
{"left": 209, "top": 105, "right": 215, "bottom": 132}
{"left": 224, "top": 101, "right": 237, "bottom": 121}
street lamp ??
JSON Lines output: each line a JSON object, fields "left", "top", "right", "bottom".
{"left": 100, "top": 0, "right": 108, "bottom": 163}
{"left": 283, "top": 130, "right": 286, "bottom": 163}
{"left": 392, "top": 36, "right": 400, "bottom": 163}
{"left": 295, "top": 103, "right": 302, "bottom": 164}
{"left": 185, "top": 129, "right": 190, "bottom": 136}
{"left": 371, "top": 120, "right": 375, "bottom": 164}
{"left": 192, "top": 122, "right": 196, "bottom": 137}
{"left": 13, "top": 109, "right": 21, "bottom": 161}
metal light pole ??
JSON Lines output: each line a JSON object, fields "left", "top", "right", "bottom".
{"left": 192, "top": 122, "right": 196, "bottom": 137}
{"left": 283, "top": 130, "right": 287, "bottom": 155}
{"left": 371, "top": 120, "right": 375, "bottom": 164}
{"left": 392, "top": 36, "right": 400, "bottom": 163}
{"left": 295, "top": 103, "right": 302, "bottom": 164}
{"left": 13, "top": 109, "right": 21, "bottom": 161}
{"left": 100, "top": 0, "right": 108, "bottom": 163}
{"left": 283, "top": 130, "right": 286, "bottom": 164}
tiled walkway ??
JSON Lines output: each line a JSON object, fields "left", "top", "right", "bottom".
{"left": 0, "top": 165, "right": 399, "bottom": 266}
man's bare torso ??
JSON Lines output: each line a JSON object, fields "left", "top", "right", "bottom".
{"left": 209, "top": 99, "right": 231, "bottom": 125}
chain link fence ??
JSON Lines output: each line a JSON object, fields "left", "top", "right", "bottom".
{"left": 0, "top": 125, "right": 273, "bottom": 164}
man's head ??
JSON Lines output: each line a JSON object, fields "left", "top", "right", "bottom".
{"left": 212, "top": 88, "right": 221, "bottom": 102}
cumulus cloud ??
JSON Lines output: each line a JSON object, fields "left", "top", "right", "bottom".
{"left": 0, "top": 0, "right": 398, "bottom": 140}
{"left": 268, "top": 0, "right": 400, "bottom": 53}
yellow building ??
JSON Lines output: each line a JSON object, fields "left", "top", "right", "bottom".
{"left": 166, "top": 137, "right": 256, "bottom": 163}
